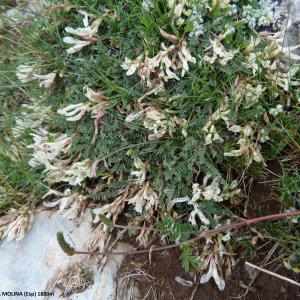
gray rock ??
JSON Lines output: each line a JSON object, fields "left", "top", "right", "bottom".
{"left": 0, "top": 211, "right": 138, "bottom": 300}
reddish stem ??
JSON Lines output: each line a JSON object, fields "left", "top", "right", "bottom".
{"left": 75, "top": 210, "right": 300, "bottom": 256}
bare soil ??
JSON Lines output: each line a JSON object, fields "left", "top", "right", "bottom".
{"left": 117, "top": 160, "right": 300, "bottom": 299}
{"left": 119, "top": 246, "right": 300, "bottom": 300}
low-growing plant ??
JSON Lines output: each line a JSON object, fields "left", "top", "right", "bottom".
{"left": 0, "top": 0, "right": 300, "bottom": 291}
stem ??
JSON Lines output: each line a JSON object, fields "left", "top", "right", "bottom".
{"left": 74, "top": 210, "right": 300, "bottom": 256}
{"left": 245, "top": 262, "right": 300, "bottom": 287}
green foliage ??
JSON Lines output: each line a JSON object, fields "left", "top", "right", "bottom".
{"left": 157, "top": 214, "right": 199, "bottom": 243}
{"left": 276, "top": 164, "right": 300, "bottom": 208}
{"left": 180, "top": 244, "right": 201, "bottom": 272}
{"left": 98, "top": 214, "right": 114, "bottom": 227}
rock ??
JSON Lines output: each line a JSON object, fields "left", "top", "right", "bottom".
{"left": 283, "top": 0, "right": 300, "bottom": 54}
{"left": 0, "top": 211, "right": 138, "bottom": 299}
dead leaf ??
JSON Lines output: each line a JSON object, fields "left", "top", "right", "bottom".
{"left": 263, "top": 112, "right": 270, "bottom": 124}
{"left": 0, "top": 214, "right": 17, "bottom": 227}
{"left": 158, "top": 27, "right": 178, "bottom": 43}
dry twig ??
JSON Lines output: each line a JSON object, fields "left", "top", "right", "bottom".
{"left": 245, "top": 261, "right": 300, "bottom": 287}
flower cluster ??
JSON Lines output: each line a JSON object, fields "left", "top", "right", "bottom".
{"left": 16, "top": 64, "right": 56, "bottom": 88}
{"left": 43, "top": 188, "right": 87, "bottom": 221}
{"left": 58, "top": 87, "right": 110, "bottom": 122}
{"left": 224, "top": 123, "right": 266, "bottom": 165}
{"left": 242, "top": 0, "right": 278, "bottom": 28}
{"left": 167, "top": 0, "right": 210, "bottom": 37}
{"left": 27, "top": 128, "right": 98, "bottom": 186}
{"left": 126, "top": 158, "right": 159, "bottom": 217}
{"left": 27, "top": 129, "right": 71, "bottom": 167}
{"left": 126, "top": 105, "right": 187, "bottom": 140}
{"left": 203, "top": 101, "right": 230, "bottom": 145}
{"left": 131, "top": 157, "right": 148, "bottom": 185}
{"left": 203, "top": 29, "right": 238, "bottom": 65}
{"left": 244, "top": 34, "right": 300, "bottom": 91}
{"left": 200, "top": 230, "right": 235, "bottom": 291}
{"left": 170, "top": 175, "right": 240, "bottom": 226}
{"left": 234, "top": 79, "right": 266, "bottom": 108}
{"left": 58, "top": 87, "right": 110, "bottom": 144}
{"left": 63, "top": 11, "right": 103, "bottom": 54}
{"left": 121, "top": 40, "right": 196, "bottom": 92}
{"left": 203, "top": 98, "right": 269, "bottom": 166}
{"left": 27, "top": 129, "right": 72, "bottom": 172}
{"left": 128, "top": 182, "right": 159, "bottom": 215}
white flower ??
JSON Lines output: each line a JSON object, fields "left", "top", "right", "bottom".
{"left": 202, "top": 181, "right": 222, "bottom": 202}
{"left": 16, "top": 64, "right": 36, "bottom": 83}
{"left": 174, "top": 4, "right": 183, "bottom": 17}
{"left": 200, "top": 258, "right": 225, "bottom": 291}
{"left": 189, "top": 205, "right": 210, "bottom": 225}
{"left": 203, "top": 30, "right": 238, "bottom": 65}
{"left": 224, "top": 180, "right": 241, "bottom": 199}
{"left": 259, "top": 128, "right": 269, "bottom": 143}
{"left": 224, "top": 131, "right": 265, "bottom": 166}
{"left": 171, "top": 176, "right": 239, "bottom": 226}
{"left": 125, "top": 110, "right": 145, "bottom": 123}
{"left": 131, "top": 157, "right": 148, "bottom": 184}
{"left": 143, "top": 108, "right": 168, "bottom": 138}
{"left": 178, "top": 41, "right": 197, "bottom": 76}
{"left": 235, "top": 81, "right": 266, "bottom": 108}
{"left": 62, "top": 159, "right": 95, "bottom": 186}
{"left": 63, "top": 37, "right": 92, "bottom": 54}
{"left": 84, "top": 86, "right": 109, "bottom": 103}
{"left": 167, "top": 0, "right": 175, "bottom": 8}
{"left": 16, "top": 64, "right": 57, "bottom": 88}
{"left": 228, "top": 124, "right": 242, "bottom": 133}
{"left": 65, "top": 19, "right": 101, "bottom": 39}
{"left": 201, "top": 175, "right": 224, "bottom": 202}
{"left": 243, "top": 125, "right": 253, "bottom": 137}
{"left": 142, "top": 0, "right": 154, "bottom": 10}
{"left": 128, "top": 182, "right": 159, "bottom": 214}
{"left": 34, "top": 72, "right": 56, "bottom": 88}
{"left": 269, "top": 104, "right": 284, "bottom": 116}
{"left": 253, "top": 149, "right": 263, "bottom": 163}
{"left": 57, "top": 103, "right": 91, "bottom": 121}
{"left": 121, "top": 41, "right": 196, "bottom": 91}
{"left": 63, "top": 14, "right": 102, "bottom": 54}
{"left": 121, "top": 55, "right": 143, "bottom": 76}
{"left": 169, "top": 196, "right": 190, "bottom": 207}
{"left": 43, "top": 189, "right": 86, "bottom": 220}
{"left": 203, "top": 102, "right": 230, "bottom": 145}
{"left": 204, "top": 124, "right": 223, "bottom": 145}
{"left": 27, "top": 130, "right": 72, "bottom": 172}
